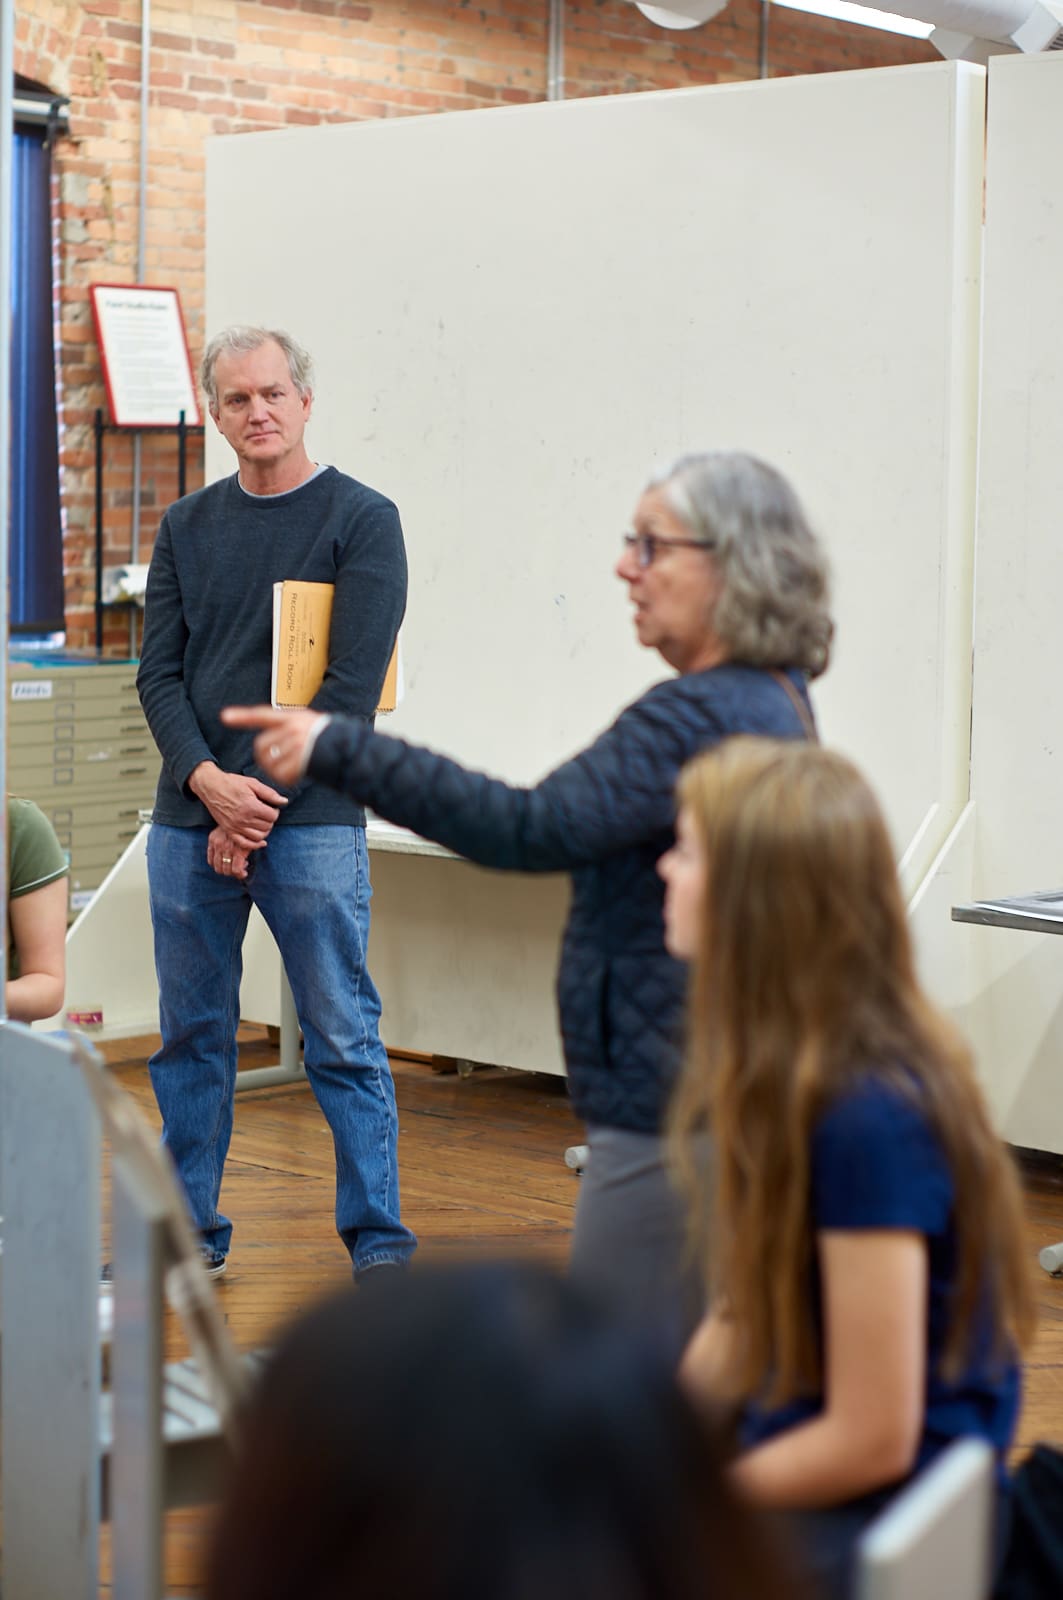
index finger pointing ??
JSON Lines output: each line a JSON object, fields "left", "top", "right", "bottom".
{"left": 221, "top": 705, "right": 285, "bottom": 730}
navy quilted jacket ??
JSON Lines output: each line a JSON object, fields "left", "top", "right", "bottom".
{"left": 309, "top": 663, "right": 814, "bottom": 1134}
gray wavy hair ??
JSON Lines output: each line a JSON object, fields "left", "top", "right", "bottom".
{"left": 200, "top": 325, "right": 314, "bottom": 412}
{"left": 650, "top": 451, "right": 833, "bottom": 679}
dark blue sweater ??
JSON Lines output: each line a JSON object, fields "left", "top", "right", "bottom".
{"left": 138, "top": 468, "right": 406, "bottom": 828}
{"left": 310, "top": 663, "right": 814, "bottom": 1133}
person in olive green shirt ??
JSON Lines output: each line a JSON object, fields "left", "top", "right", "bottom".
{"left": 8, "top": 796, "right": 68, "bottom": 1022}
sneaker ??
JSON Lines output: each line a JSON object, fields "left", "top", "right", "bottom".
{"left": 100, "top": 1246, "right": 228, "bottom": 1286}
{"left": 197, "top": 1248, "right": 228, "bottom": 1279}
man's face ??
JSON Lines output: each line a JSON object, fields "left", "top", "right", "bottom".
{"left": 210, "top": 339, "right": 312, "bottom": 475}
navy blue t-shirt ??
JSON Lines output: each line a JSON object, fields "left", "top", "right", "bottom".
{"left": 741, "top": 1078, "right": 1021, "bottom": 1482}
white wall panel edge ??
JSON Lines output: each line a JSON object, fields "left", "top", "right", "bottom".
{"left": 908, "top": 800, "right": 975, "bottom": 1009}
{"left": 201, "top": 58, "right": 974, "bottom": 171}
{"left": 898, "top": 801, "right": 942, "bottom": 889}
{"left": 898, "top": 63, "right": 984, "bottom": 897}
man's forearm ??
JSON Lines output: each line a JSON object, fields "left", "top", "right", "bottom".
{"left": 187, "top": 759, "right": 235, "bottom": 822}
{"left": 187, "top": 760, "right": 220, "bottom": 803}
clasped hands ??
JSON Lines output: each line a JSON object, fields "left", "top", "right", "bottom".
{"left": 191, "top": 710, "right": 321, "bottom": 883}
{"left": 190, "top": 759, "right": 288, "bottom": 881}
{"left": 196, "top": 708, "right": 325, "bottom": 878}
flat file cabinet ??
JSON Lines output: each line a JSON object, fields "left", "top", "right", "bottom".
{"left": 9, "top": 656, "right": 158, "bottom": 913}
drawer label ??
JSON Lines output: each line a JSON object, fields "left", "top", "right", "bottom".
{"left": 11, "top": 681, "right": 53, "bottom": 700}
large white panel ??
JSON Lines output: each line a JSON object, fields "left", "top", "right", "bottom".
{"left": 965, "top": 53, "right": 1063, "bottom": 1149}
{"left": 205, "top": 63, "right": 984, "bottom": 882}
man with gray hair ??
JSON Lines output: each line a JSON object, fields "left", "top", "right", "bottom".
{"left": 136, "top": 325, "right": 415, "bottom": 1281}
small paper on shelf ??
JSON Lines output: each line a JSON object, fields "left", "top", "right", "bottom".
{"left": 271, "top": 579, "right": 402, "bottom": 714}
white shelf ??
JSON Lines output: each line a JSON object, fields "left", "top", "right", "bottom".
{"left": 365, "top": 818, "right": 456, "bottom": 860}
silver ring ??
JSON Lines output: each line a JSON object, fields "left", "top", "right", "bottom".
{"left": 269, "top": 744, "right": 281, "bottom": 759}
{"left": 221, "top": 856, "right": 233, "bottom": 864}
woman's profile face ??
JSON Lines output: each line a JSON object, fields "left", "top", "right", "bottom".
{"left": 615, "top": 487, "right": 725, "bottom": 675}
{"left": 658, "top": 805, "right": 707, "bottom": 961}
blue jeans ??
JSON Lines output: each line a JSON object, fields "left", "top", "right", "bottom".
{"left": 146, "top": 823, "right": 416, "bottom": 1274}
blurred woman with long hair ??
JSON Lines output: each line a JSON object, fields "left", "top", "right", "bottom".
{"left": 660, "top": 738, "right": 1035, "bottom": 1597}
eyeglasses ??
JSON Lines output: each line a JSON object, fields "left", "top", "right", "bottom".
{"left": 622, "top": 531, "right": 714, "bottom": 569}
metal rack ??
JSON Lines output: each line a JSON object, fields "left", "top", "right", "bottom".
{"left": 92, "top": 408, "right": 204, "bottom": 649}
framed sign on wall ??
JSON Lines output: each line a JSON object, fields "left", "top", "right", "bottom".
{"left": 90, "top": 284, "right": 201, "bottom": 428}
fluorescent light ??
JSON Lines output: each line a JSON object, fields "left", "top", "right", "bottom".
{"left": 771, "top": 0, "right": 935, "bottom": 36}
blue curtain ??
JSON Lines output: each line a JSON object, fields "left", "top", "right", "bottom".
{"left": 10, "top": 124, "right": 65, "bottom": 636}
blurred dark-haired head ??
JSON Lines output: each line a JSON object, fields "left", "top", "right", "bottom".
{"left": 205, "top": 1261, "right": 792, "bottom": 1600}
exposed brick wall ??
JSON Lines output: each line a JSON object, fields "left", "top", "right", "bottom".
{"left": 15, "top": 0, "right": 934, "bottom": 650}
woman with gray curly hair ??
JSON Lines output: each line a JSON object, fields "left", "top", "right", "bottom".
{"left": 225, "top": 450, "right": 833, "bottom": 1349}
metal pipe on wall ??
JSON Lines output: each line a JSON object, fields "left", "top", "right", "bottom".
{"left": 2, "top": 0, "right": 13, "bottom": 1283}
{"left": 138, "top": 0, "right": 150, "bottom": 284}
{"left": 1, "top": 0, "right": 14, "bottom": 966}
{"left": 129, "top": 0, "right": 151, "bottom": 654}
{"left": 547, "top": 0, "right": 566, "bottom": 101}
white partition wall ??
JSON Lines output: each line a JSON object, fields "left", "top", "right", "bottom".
{"left": 206, "top": 62, "right": 984, "bottom": 874}
{"left": 204, "top": 63, "right": 987, "bottom": 1079}
{"left": 952, "top": 53, "right": 1063, "bottom": 1148}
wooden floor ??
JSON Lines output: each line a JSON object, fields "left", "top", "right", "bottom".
{"left": 97, "top": 1028, "right": 1063, "bottom": 1596}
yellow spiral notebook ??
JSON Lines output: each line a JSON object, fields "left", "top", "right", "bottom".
{"left": 271, "top": 579, "right": 400, "bottom": 713}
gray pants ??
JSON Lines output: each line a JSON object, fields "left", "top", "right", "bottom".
{"left": 568, "top": 1124, "right": 709, "bottom": 1360}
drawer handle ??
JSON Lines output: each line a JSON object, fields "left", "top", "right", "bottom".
{"left": 119, "top": 767, "right": 148, "bottom": 776}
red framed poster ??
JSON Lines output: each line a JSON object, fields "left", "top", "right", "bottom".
{"left": 89, "top": 283, "right": 202, "bottom": 428}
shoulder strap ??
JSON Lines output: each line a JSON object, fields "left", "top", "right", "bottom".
{"left": 770, "top": 669, "right": 819, "bottom": 744}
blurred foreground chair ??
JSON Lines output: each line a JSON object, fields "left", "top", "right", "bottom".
{"left": 0, "top": 1024, "right": 252, "bottom": 1600}
{"left": 856, "top": 1437, "right": 994, "bottom": 1600}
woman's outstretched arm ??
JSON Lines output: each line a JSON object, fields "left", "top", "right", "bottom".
{"left": 223, "top": 685, "right": 719, "bottom": 873}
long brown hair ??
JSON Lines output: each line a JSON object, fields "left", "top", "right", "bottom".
{"left": 670, "top": 737, "right": 1034, "bottom": 1406}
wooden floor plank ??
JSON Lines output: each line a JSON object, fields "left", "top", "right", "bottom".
{"left": 93, "top": 1028, "right": 1063, "bottom": 1596}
